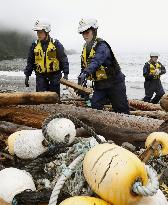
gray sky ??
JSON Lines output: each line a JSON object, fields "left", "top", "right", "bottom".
{"left": 0, "top": 0, "right": 168, "bottom": 52}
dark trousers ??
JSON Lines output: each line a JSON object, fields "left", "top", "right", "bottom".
{"left": 36, "top": 72, "right": 61, "bottom": 95}
{"left": 91, "top": 81, "right": 130, "bottom": 114}
{"left": 143, "top": 79, "right": 165, "bottom": 104}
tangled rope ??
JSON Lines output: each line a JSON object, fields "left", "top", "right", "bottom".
{"left": 42, "top": 113, "right": 104, "bottom": 144}
{"left": 17, "top": 145, "right": 67, "bottom": 179}
{"left": 13, "top": 189, "right": 52, "bottom": 205}
{"left": 132, "top": 165, "right": 159, "bottom": 196}
{"left": 10, "top": 111, "right": 103, "bottom": 205}
{"left": 49, "top": 153, "right": 85, "bottom": 205}
{"left": 48, "top": 137, "right": 97, "bottom": 205}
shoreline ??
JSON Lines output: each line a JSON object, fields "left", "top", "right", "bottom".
{"left": 0, "top": 74, "right": 145, "bottom": 99}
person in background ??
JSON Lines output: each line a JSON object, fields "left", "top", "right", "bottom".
{"left": 77, "top": 18, "right": 129, "bottom": 114}
{"left": 143, "top": 52, "right": 166, "bottom": 104}
{"left": 24, "top": 20, "right": 69, "bottom": 95}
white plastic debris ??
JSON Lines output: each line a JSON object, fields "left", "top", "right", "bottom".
{"left": 46, "top": 118, "right": 76, "bottom": 144}
{"left": 8, "top": 130, "right": 47, "bottom": 159}
{"left": 0, "top": 168, "right": 36, "bottom": 203}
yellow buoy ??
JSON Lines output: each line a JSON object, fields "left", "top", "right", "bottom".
{"left": 145, "top": 132, "right": 168, "bottom": 156}
{"left": 59, "top": 196, "right": 111, "bottom": 205}
{"left": 7, "top": 130, "right": 47, "bottom": 159}
{"left": 83, "top": 143, "right": 148, "bottom": 205}
{"left": 7, "top": 131, "right": 21, "bottom": 155}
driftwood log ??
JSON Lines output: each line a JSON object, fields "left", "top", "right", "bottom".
{"left": 0, "top": 121, "right": 34, "bottom": 134}
{"left": 60, "top": 78, "right": 92, "bottom": 94}
{"left": 0, "top": 104, "right": 164, "bottom": 145}
{"left": 130, "top": 110, "right": 168, "bottom": 121}
{"left": 0, "top": 199, "right": 47, "bottom": 205}
{"left": 0, "top": 92, "right": 59, "bottom": 106}
{"left": 28, "top": 104, "right": 164, "bottom": 145}
{"left": 160, "top": 94, "right": 168, "bottom": 112}
{"left": 0, "top": 107, "right": 48, "bottom": 128}
{"left": 129, "top": 99, "right": 162, "bottom": 111}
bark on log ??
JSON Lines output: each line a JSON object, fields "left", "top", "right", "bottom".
{"left": 0, "top": 105, "right": 163, "bottom": 146}
{"left": 130, "top": 110, "right": 168, "bottom": 121}
{"left": 160, "top": 94, "right": 168, "bottom": 112}
{"left": 129, "top": 99, "right": 162, "bottom": 111}
{"left": 0, "top": 107, "right": 48, "bottom": 128}
{"left": 159, "top": 120, "right": 168, "bottom": 133}
{"left": 60, "top": 78, "right": 92, "bottom": 94}
{"left": 0, "top": 121, "right": 34, "bottom": 134}
{"left": 0, "top": 200, "right": 47, "bottom": 205}
{"left": 29, "top": 104, "right": 163, "bottom": 145}
{"left": 0, "top": 92, "right": 59, "bottom": 106}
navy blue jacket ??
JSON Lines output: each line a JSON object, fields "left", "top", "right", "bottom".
{"left": 81, "top": 40, "right": 125, "bottom": 89}
{"left": 24, "top": 38, "right": 69, "bottom": 76}
{"left": 143, "top": 61, "right": 166, "bottom": 81}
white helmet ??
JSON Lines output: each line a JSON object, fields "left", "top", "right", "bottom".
{"left": 150, "top": 52, "right": 160, "bottom": 57}
{"left": 33, "top": 20, "right": 51, "bottom": 32}
{"left": 78, "top": 18, "right": 98, "bottom": 33}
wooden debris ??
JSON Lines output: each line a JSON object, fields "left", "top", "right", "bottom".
{"left": 0, "top": 103, "right": 164, "bottom": 146}
{"left": 139, "top": 139, "right": 160, "bottom": 163}
{"left": 60, "top": 78, "right": 92, "bottom": 95}
{"left": 0, "top": 92, "right": 59, "bottom": 106}
{"left": 129, "top": 99, "right": 162, "bottom": 111}
{"left": 130, "top": 110, "right": 168, "bottom": 121}
{"left": 30, "top": 104, "right": 163, "bottom": 146}
{"left": 0, "top": 121, "right": 34, "bottom": 134}
{"left": 160, "top": 94, "right": 168, "bottom": 112}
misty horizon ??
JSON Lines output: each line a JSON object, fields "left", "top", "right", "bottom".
{"left": 0, "top": 0, "right": 168, "bottom": 53}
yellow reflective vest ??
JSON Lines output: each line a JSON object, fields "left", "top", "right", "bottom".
{"left": 34, "top": 39, "right": 59, "bottom": 73}
{"left": 148, "top": 62, "right": 162, "bottom": 79}
{"left": 81, "top": 38, "right": 109, "bottom": 81}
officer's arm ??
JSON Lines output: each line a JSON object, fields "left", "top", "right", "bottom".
{"left": 159, "top": 63, "right": 166, "bottom": 75}
{"left": 143, "top": 63, "right": 154, "bottom": 80}
{"left": 85, "top": 43, "right": 109, "bottom": 75}
{"left": 55, "top": 40, "right": 69, "bottom": 75}
{"left": 24, "top": 43, "right": 36, "bottom": 76}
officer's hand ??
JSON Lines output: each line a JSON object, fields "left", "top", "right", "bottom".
{"left": 25, "top": 76, "right": 29, "bottom": 87}
{"left": 154, "top": 69, "right": 161, "bottom": 76}
{"left": 78, "top": 72, "right": 87, "bottom": 86}
{"left": 63, "top": 73, "right": 68, "bottom": 80}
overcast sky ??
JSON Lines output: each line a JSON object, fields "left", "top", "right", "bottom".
{"left": 0, "top": 0, "right": 168, "bottom": 53}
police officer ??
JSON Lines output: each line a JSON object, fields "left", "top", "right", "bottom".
{"left": 24, "top": 20, "right": 69, "bottom": 95}
{"left": 78, "top": 18, "right": 129, "bottom": 114}
{"left": 143, "top": 52, "right": 166, "bottom": 104}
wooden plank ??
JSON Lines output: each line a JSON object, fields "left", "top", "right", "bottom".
{"left": 60, "top": 78, "right": 92, "bottom": 95}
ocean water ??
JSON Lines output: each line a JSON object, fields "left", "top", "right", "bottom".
{"left": 0, "top": 53, "right": 168, "bottom": 99}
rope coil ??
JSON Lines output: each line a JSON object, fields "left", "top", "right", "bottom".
{"left": 132, "top": 165, "right": 159, "bottom": 196}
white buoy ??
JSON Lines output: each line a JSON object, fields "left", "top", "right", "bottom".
{"left": 0, "top": 168, "right": 36, "bottom": 203}
{"left": 8, "top": 130, "right": 47, "bottom": 159}
{"left": 46, "top": 118, "right": 76, "bottom": 144}
{"left": 136, "top": 189, "right": 168, "bottom": 205}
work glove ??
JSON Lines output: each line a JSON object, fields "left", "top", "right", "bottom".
{"left": 78, "top": 72, "right": 88, "bottom": 86}
{"left": 154, "top": 69, "right": 161, "bottom": 76}
{"left": 25, "top": 76, "right": 29, "bottom": 87}
{"left": 63, "top": 73, "right": 68, "bottom": 80}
